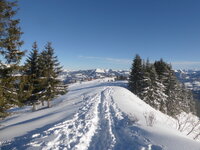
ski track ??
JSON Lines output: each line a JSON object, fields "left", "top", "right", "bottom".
{"left": 89, "top": 87, "right": 117, "bottom": 150}
{"left": 1, "top": 86, "right": 164, "bottom": 150}
{"left": 28, "top": 92, "right": 102, "bottom": 150}
{"left": 28, "top": 87, "right": 121, "bottom": 150}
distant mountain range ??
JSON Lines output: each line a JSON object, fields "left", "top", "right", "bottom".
{"left": 59, "top": 69, "right": 200, "bottom": 100}
{"left": 59, "top": 69, "right": 130, "bottom": 83}
{"left": 175, "top": 70, "right": 200, "bottom": 100}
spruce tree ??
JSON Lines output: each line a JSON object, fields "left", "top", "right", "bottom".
{"left": 154, "top": 60, "right": 195, "bottom": 116}
{"left": 24, "top": 42, "right": 41, "bottom": 110}
{"left": 141, "top": 61, "right": 167, "bottom": 113}
{"left": 15, "top": 73, "right": 33, "bottom": 107}
{"left": 154, "top": 59, "right": 170, "bottom": 81}
{"left": 39, "top": 42, "right": 67, "bottom": 108}
{"left": 140, "top": 59, "right": 152, "bottom": 103}
{"left": 0, "top": 0, "right": 24, "bottom": 117}
{"left": 129, "top": 56, "right": 196, "bottom": 117}
{"left": 165, "top": 70, "right": 182, "bottom": 116}
{"left": 128, "top": 54, "right": 144, "bottom": 97}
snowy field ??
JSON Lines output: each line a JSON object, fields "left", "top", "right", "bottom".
{"left": 0, "top": 78, "right": 200, "bottom": 150}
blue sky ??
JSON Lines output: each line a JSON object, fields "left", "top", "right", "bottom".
{"left": 18, "top": 0, "right": 200, "bottom": 70}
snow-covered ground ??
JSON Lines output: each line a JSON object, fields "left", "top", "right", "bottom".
{"left": 0, "top": 78, "right": 200, "bottom": 150}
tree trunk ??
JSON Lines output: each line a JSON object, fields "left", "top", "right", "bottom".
{"left": 42, "top": 100, "right": 44, "bottom": 106}
{"left": 47, "top": 99, "right": 51, "bottom": 108}
{"left": 32, "top": 102, "right": 37, "bottom": 111}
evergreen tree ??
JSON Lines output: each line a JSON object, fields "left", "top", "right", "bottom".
{"left": 129, "top": 56, "right": 196, "bottom": 117}
{"left": 39, "top": 42, "right": 67, "bottom": 108}
{"left": 141, "top": 61, "right": 167, "bottom": 113}
{"left": 179, "top": 84, "right": 196, "bottom": 114}
{"left": 128, "top": 54, "right": 144, "bottom": 97}
{"left": 15, "top": 73, "right": 33, "bottom": 107}
{"left": 24, "top": 42, "right": 41, "bottom": 110}
{"left": 164, "top": 70, "right": 181, "bottom": 116}
{"left": 154, "top": 60, "right": 196, "bottom": 116}
{"left": 25, "top": 42, "right": 39, "bottom": 77}
{"left": 0, "top": 0, "right": 24, "bottom": 118}
{"left": 140, "top": 59, "right": 152, "bottom": 103}
{"left": 154, "top": 59, "right": 170, "bottom": 81}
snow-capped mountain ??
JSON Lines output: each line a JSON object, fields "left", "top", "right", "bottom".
{"left": 59, "top": 69, "right": 130, "bottom": 83}
{"left": 175, "top": 69, "right": 200, "bottom": 100}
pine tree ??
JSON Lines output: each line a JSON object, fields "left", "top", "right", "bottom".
{"left": 130, "top": 56, "right": 196, "bottom": 117}
{"left": 141, "top": 61, "right": 167, "bottom": 113}
{"left": 24, "top": 42, "right": 42, "bottom": 111}
{"left": 154, "top": 59, "right": 170, "bottom": 81}
{"left": 128, "top": 54, "right": 144, "bottom": 97}
{"left": 179, "top": 84, "right": 196, "bottom": 114}
{"left": 0, "top": 0, "right": 24, "bottom": 118}
{"left": 154, "top": 60, "right": 179, "bottom": 115}
{"left": 39, "top": 42, "right": 67, "bottom": 108}
{"left": 0, "top": 0, "right": 24, "bottom": 63}
{"left": 165, "top": 70, "right": 182, "bottom": 116}
{"left": 140, "top": 59, "right": 152, "bottom": 103}
{"left": 15, "top": 73, "right": 33, "bottom": 107}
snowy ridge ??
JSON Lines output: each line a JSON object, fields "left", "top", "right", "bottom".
{"left": 0, "top": 78, "right": 200, "bottom": 150}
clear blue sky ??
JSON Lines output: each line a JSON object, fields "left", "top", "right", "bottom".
{"left": 18, "top": 0, "right": 200, "bottom": 70}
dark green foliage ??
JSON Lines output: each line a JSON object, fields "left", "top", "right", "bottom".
{"left": 15, "top": 74, "right": 33, "bottom": 106}
{"left": 0, "top": 1, "right": 67, "bottom": 117}
{"left": 115, "top": 75, "right": 127, "bottom": 80}
{"left": 0, "top": 0, "right": 24, "bottom": 118}
{"left": 0, "top": 0, "right": 25, "bottom": 64}
{"left": 129, "top": 54, "right": 144, "bottom": 97}
{"left": 24, "top": 42, "right": 67, "bottom": 110}
{"left": 24, "top": 42, "right": 41, "bottom": 110}
{"left": 141, "top": 60, "right": 168, "bottom": 113}
{"left": 37, "top": 42, "right": 67, "bottom": 108}
{"left": 129, "top": 55, "right": 196, "bottom": 117}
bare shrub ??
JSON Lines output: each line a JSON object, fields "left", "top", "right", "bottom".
{"left": 176, "top": 113, "right": 200, "bottom": 141}
{"left": 129, "top": 113, "right": 139, "bottom": 123}
{"left": 144, "top": 111, "right": 156, "bottom": 127}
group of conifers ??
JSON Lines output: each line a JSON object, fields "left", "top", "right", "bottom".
{"left": 0, "top": 0, "right": 67, "bottom": 118}
{"left": 128, "top": 54, "right": 198, "bottom": 118}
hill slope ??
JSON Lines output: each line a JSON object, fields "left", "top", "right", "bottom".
{"left": 0, "top": 79, "right": 200, "bottom": 150}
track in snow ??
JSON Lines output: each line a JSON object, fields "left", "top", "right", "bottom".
{"left": 88, "top": 87, "right": 163, "bottom": 150}
{"left": 1, "top": 87, "right": 163, "bottom": 150}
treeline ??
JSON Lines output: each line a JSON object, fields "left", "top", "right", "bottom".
{"left": 0, "top": 0, "right": 67, "bottom": 118}
{"left": 129, "top": 54, "right": 196, "bottom": 117}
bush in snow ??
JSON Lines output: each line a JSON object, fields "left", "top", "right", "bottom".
{"left": 176, "top": 113, "right": 200, "bottom": 141}
{"left": 129, "top": 113, "right": 139, "bottom": 124}
{"left": 144, "top": 111, "right": 156, "bottom": 127}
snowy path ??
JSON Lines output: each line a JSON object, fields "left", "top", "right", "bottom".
{"left": 29, "top": 87, "right": 160, "bottom": 150}
{"left": 1, "top": 79, "right": 200, "bottom": 150}
{"left": 32, "top": 93, "right": 101, "bottom": 150}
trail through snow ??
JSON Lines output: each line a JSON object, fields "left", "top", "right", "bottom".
{"left": 25, "top": 87, "right": 161, "bottom": 150}
{"left": 0, "top": 79, "right": 200, "bottom": 150}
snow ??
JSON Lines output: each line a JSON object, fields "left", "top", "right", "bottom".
{"left": 94, "top": 68, "right": 105, "bottom": 73}
{"left": 0, "top": 78, "right": 200, "bottom": 150}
